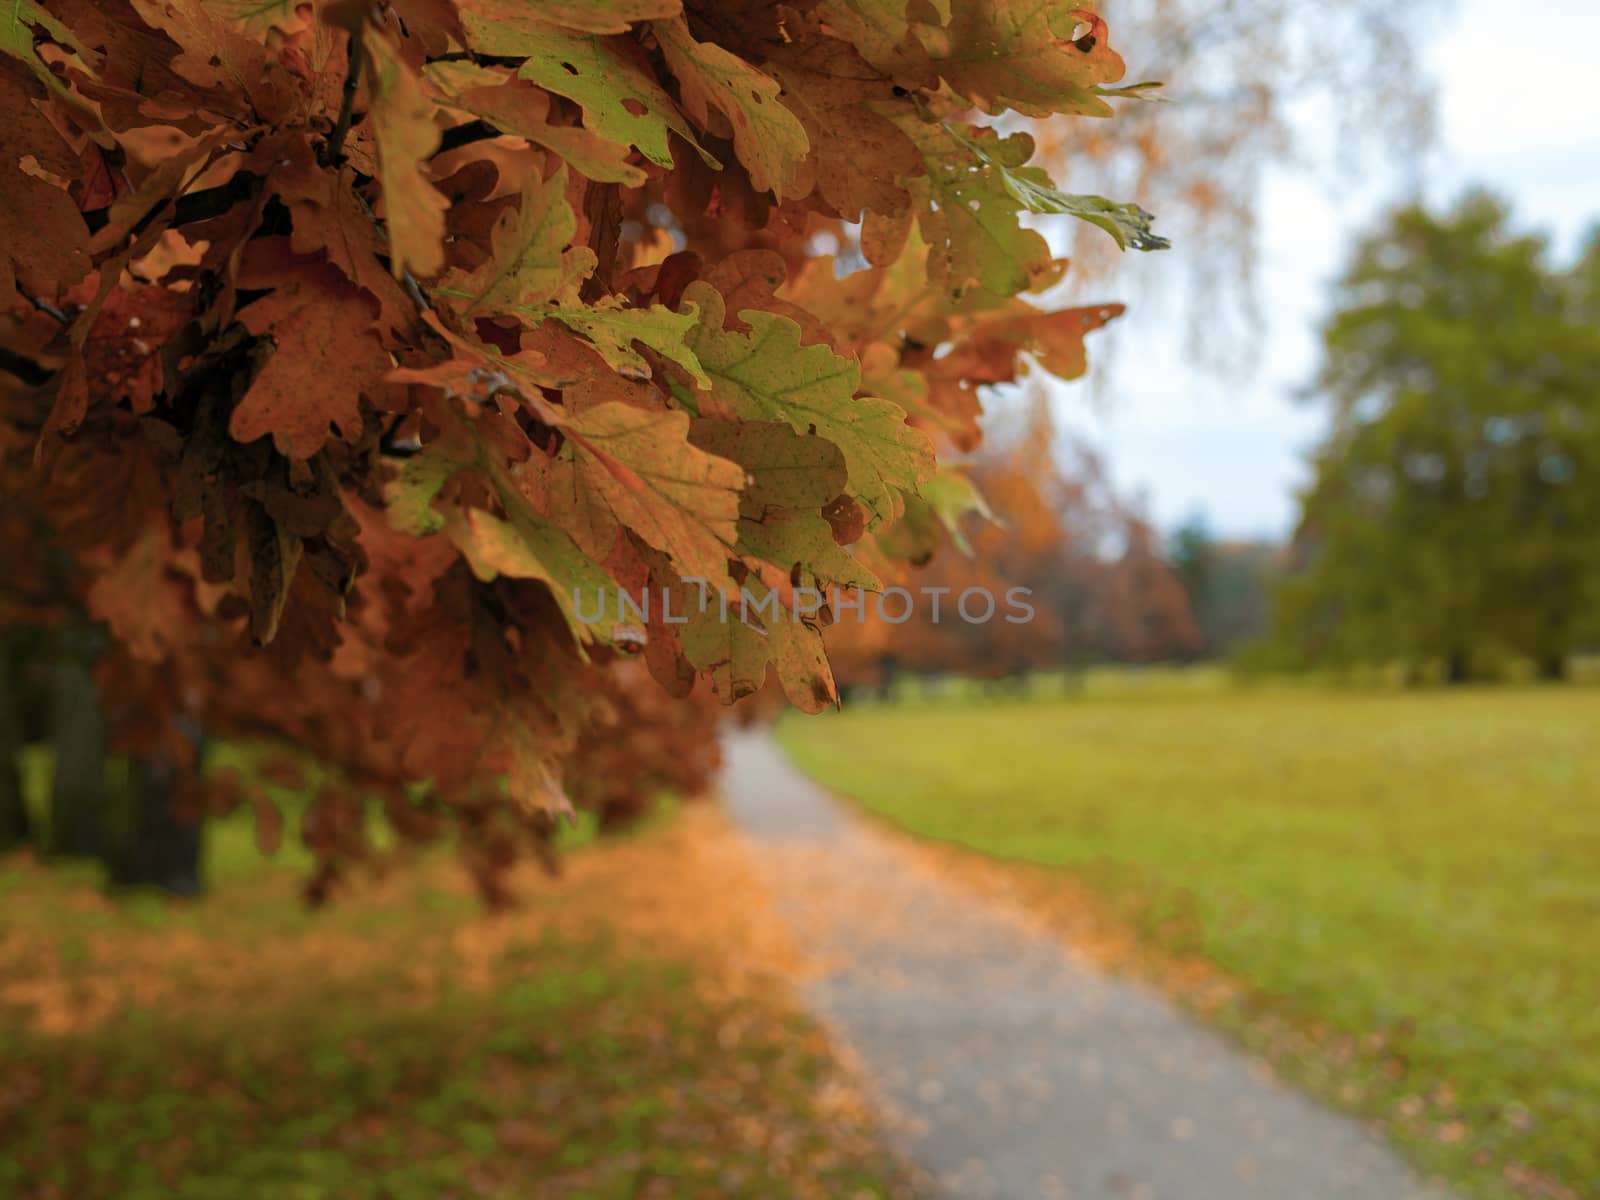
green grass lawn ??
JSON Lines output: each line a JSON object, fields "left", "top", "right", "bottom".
{"left": 0, "top": 807, "right": 906, "bottom": 1199}
{"left": 778, "top": 684, "right": 1600, "bottom": 1200}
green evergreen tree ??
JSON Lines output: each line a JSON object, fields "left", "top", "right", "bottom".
{"left": 1273, "top": 193, "right": 1600, "bottom": 680}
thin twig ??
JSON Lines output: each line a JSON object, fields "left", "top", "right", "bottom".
{"left": 321, "top": 39, "right": 363, "bottom": 167}
{"left": 19, "top": 289, "right": 68, "bottom": 324}
{"left": 401, "top": 271, "right": 431, "bottom": 312}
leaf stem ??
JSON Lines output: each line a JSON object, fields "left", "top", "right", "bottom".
{"left": 321, "top": 37, "right": 363, "bottom": 167}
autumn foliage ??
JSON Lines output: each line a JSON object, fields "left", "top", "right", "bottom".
{"left": 825, "top": 396, "right": 1202, "bottom": 689}
{"left": 1, "top": 0, "right": 1157, "bottom": 891}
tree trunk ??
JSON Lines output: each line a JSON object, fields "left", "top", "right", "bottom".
{"left": 105, "top": 750, "right": 205, "bottom": 897}
{"left": 0, "top": 653, "right": 31, "bottom": 854}
{"left": 1538, "top": 653, "right": 1567, "bottom": 682}
{"left": 1444, "top": 651, "right": 1470, "bottom": 685}
{"left": 46, "top": 656, "right": 107, "bottom": 859}
{"left": 876, "top": 655, "right": 899, "bottom": 702}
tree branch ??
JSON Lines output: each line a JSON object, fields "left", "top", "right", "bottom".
{"left": 426, "top": 51, "right": 523, "bottom": 68}
{"left": 434, "top": 119, "right": 499, "bottom": 157}
{"left": 80, "top": 172, "right": 263, "bottom": 236}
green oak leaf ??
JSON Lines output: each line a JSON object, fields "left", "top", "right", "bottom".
{"left": 424, "top": 61, "right": 647, "bottom": 186}
{"left": 653, "top": 16, "right": 810, "bottom": 199}
{"left": 463, "top": 15, "right": 716, "bottom": 170}
{"left": 951, "top": 124, "right": 1169, "bottom": 251}
{"left": 737, "top": 509, "right": 881, "bottom": 590}
{"left": 815, "top": 0, "right": 937, "bottom": 83}
{"left": 385, "top": 433, "right": 477, "bottom": 536}
{"left": 760, "top": 578, "right": 839, "bottom": 713}
{"left": 441, "top": 165, "right": 596, "bottom": 316}
{"left": 682, "top": 281, "right": 934, "bottom": 526}
{"left": 891, "top": 116, "right": 1058, "bottom": 300}
{"left": 451, "top": 504, "right": 616, "bottom": 645}
{"left": 2, "top": 0, "right": 91, "bottom": 93}
{"left": 918, "top": 468, "right": 993, "bottom": 556}
{"left": 531, "top": 298, "right": 710, "bottom": 389}
{"left": 452, "top": 477, "right": 621, "bottom": 646}
{"left": 1091, "top": 80, "right": 1165, "bottom": 101}
{"left": 872, "top": 491, "right": 941, "bottom": 565}
{"left": 677, "top": 576, "right": 836, "bottom": 712}
{"left": 678, "top": 586, "right": 771, "bottom": 701}
{"left": 563, "top": 402, "right": 744, "bottom": 583}
{"left": 687, "top": 419, "right": 848, "bottom": 510}
{"left": 384, "top": 424, "right": 619, "bottom": 645}
{"left": 1007, "top": 186, "right": 1168, "bottom": 252}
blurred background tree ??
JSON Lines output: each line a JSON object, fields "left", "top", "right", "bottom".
{"left": 1055, "top": 0, "right": 1448, "bottom": 360}
{"left": 1269, "top": 193, "right": 1600, "bottom": 681}
{"left": 828, "top": 395, "right": 1202, "bottom": 693}
{"left": 1169, "top": 511, "right": 1278, "bottom": 657}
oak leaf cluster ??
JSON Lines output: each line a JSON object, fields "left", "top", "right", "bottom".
{"left": 1, "top": 0, "right": 1156, "bottom": 895}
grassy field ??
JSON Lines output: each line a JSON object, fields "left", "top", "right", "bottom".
{"left": 0, "top": 803, "right": 908, "bottom": 1199}
{"left": 778, "top": 684, "right": 1600, "bottom": 1200}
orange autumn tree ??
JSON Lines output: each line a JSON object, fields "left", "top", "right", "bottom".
{"left": 825, "top": 392, "right": 1201, "bottom": 691}
{"left": 1, "top": 0, "right": 1160, "bottom": 896}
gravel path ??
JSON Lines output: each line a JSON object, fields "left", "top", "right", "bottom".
{"left": 719, "top": 728, "right": 1455, "bottom": 1200}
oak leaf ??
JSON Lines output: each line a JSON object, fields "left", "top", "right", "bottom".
{"left": 467, "top": 0, "right": 683, "bottom": 36}
{"left": 264, "top": 134, "right": 414, "bottom": 332}
{"left": 894, "top": 118, "right": 1059, "bottom": 300}
{"left": 815, "top": 0, "right": 936, "bottom": 87}
{"left": 678, "top": 587, "right": 769, "bottom": 701}
{"left": 681, "top": 571, "right": 838, "bottom": 712}
{"left": 386, "top": 428, "right": 478, "bottom": 536}
{"left": 426, "top": 61, "right": 647, "bottom": 186}
{"left": 387, "top": 311, "right": 564, "bottom": 404}
{"left": 563, "top": 402, "right": 745, "bottom": 582}
{"left": 540, "top": 298, "right": 708, "bottom": 389}
{"left": 363, "top": 25, "right": 449, "bottom": 279}
{"left": 127, "top": 0, "right": 265, "bottom": 93}
{"left": 232, "top": 258, "right": 389, "bottom": 459}
{"left": 947, "top": 123, "right": 1169, "bottom": 250}
{"left": 765, "top": 35, "right": 919, "bottom": 219}
{"left": 0, "top": 0, "right": 92, "bottom": 93}
{"left": 764, "top": 600, "right": 839, "bottom": 712}
{"left": 654, "top": 16, "right": 810, "bottom": 200}
{"left": 736, "top": 509, "right": 881, "bottom": 590}
{"left": 386, "top": 421, "right": 622, "bottom": 644}
{"left": 440, "top": 164, "right": 596, "bottom": 315}
{"left": 918, "top": 468, "right": 992, "bottom": 555}
{"left": 244, "top": 498, "right": 303, "bottom": 645}
{"left": 85, "top": 530, "right": 193, "bottom": 662}
{"left": 0, "top": 66, "right": 90, "bottom": 308}
{"left": 920, "top": 5, "right": 1126, "bottom": 117}
{"left": 684, "top": 281, "right": 933, "bottom": 525}
{"left": 465, "top": 15, "right": 713, "bottom": 170}
{"left": 963, "top": 302, "right": 1126, "bottom": 383}
{"left": 687, "top": 419, "right": 848, "bottom": 510}
{"left": 451, "top": 502, "right": 619, "bottom": 645}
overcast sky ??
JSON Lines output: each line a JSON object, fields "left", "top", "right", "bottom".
{"left": 1052, "top": 0, "right": 1600, "bottom": 540}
